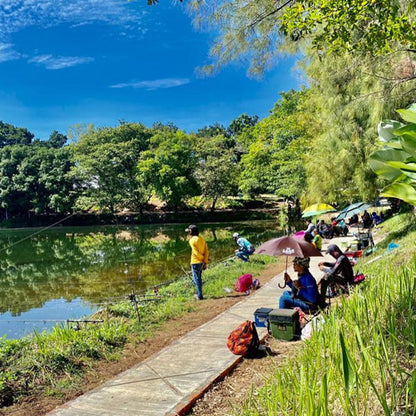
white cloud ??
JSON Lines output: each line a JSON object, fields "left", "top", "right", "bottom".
{"left": 110, "top": 78, "right": 191, "bottom": 90}
{"left": 0, "top": 42, "right": 20, "bottom": 62}
{"left": 0, "top": 0, "right": 145, "bottom": 40}
{"left": 28, "top": 54, "right": 94, "bottom": 70}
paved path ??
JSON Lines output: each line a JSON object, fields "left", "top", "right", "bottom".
{"left": 47, "top": 236, "right": 353, "bottom": 416}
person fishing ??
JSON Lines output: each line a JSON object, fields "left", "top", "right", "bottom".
{"left": 232, "top": 232, "right": 255, "bottom": 262}
{"left": 186, "top": 224, "right": 209, "bottom": 300}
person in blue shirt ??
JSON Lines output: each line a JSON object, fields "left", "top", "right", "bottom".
{"left": 279, "top": 256, "right": 319, "bottom": 313}
{"left": 232, "top": 232, "right": 255, "bottom": 262}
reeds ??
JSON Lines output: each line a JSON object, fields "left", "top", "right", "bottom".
{"left": 239, "top": 216, "right": 416, "bottom": 416}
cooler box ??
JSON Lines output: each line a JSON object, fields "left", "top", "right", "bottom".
{"left": 268, "top": 309, "right": 301, "bottom": 341}
{"left": 254, "top": 307, "right": 273, "bottom": 328}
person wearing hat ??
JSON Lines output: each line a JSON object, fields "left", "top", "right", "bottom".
{"left": 278, "top": 256, "right": 319, "bottom": 313}
{"left": 232, "top": 232, "right": 255, "bottom": 262}
{"left": 186, "top": 224, "right": 209, "bottom": 300}
{"left": 318, "top": 244, "right": 354, "bottom": 301}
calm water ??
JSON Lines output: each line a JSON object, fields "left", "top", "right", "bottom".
{"left": 0, "top": 220, "right": 281, "bottom": 339}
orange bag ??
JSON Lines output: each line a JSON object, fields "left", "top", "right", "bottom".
{"left": 226, "top": 320, "right": 259, "bottom": 356}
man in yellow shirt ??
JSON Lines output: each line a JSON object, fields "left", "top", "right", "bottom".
{"left": 186, "top": 224, "right": 209, "bottom": 300}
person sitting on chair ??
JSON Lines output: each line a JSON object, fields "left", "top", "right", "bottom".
{"left": 232, "top": 232, "right": 255, "bottom": 262}
{"left": 279, "top": 257, "right": 319, "bottom": 313}
{"left": 318, "top": 244, "right": 354, "bottom": 302}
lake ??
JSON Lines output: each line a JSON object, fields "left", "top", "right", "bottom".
{"left": 0, "top": 220, "right": 281, "bottom": 339}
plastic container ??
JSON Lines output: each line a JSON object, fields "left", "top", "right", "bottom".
{"left": 268, "top": 309, "right": 301, "bottom": 341}
{"left": 254, "top": 307, "right": 273, "bottom": 328}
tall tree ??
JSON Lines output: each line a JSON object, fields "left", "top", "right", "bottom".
{"left": 193, "top": 134, "right": 239, "bottom": 210}
{"left": 0, "top": 121, "right": 34, "bottom": 147}
{"left": 137, "top": 129, "right": 198, "bottom": 211}
{"left": 71, "top": 123, "right": 152, "bottom": 214}
{"left": 239, "top": 90, "right": 309, "bottom": 198}
{"left": 187, "top": 0, "right": 416, "bottom": 76}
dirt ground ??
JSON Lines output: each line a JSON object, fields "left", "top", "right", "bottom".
{"left": 3, "top": 261, "right": 287, "bottom": 416}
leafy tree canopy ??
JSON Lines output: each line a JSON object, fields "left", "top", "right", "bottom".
{"left": 186, "top": 0, "right": 416, "bottom": 76}
{"left": 0, "top": 121, "right": 34, "bottom": 147}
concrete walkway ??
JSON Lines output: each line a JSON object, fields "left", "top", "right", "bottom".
{"left": 47, "top": 236, "right": 353, "bottom": 416}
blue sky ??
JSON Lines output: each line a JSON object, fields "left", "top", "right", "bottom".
{"left": 0, "top": 0, "right": 301, "bottom": 141}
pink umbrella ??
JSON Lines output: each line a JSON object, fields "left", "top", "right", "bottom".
{"left": 292, "top": 230, "right": 305, "bottom": 240}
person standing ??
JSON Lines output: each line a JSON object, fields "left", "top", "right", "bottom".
{"left": 186, "top": 224, "right": 209, "bottom": 300}
{"left": 232, "top": 232, "right": 255, "bottom": 262}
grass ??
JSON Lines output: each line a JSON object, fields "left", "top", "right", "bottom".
{"left": 0, "top": 252, "right": 277, "bottom": 408}
{"left": 240, "top": 212, "right": 416, "bottom": 416}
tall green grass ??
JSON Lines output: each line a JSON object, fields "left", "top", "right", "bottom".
{"left": 240, "top": 213, "right": 416, "bottom": 416}
{"left": 0, "top": 253, "right": 278, "bottom": 407}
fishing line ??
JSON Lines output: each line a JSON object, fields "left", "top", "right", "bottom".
{"left": 0, "top": 211, "right": 79, "bottom": 255}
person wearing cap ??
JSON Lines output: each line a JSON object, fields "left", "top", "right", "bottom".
{"left": 186, "top": 224, "right": 209, "bottom": 300}
{"left": 318, "top": 244, "right": 354, "bottom": 301}
{"left": 232, "top": 232, "right": 255, "bottom": 262}
{"left": 278, "top": 256, "right": 319, "bottom": 313}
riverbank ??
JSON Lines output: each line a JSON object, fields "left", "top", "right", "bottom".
{"left": 0, "top": 203, "right": 281, "bottom": 229}
{"left": 191, "top": 213, "right": 416, "bottom": 415}
{"left": 0, "top": 253, "right": 285, "bottom": 415}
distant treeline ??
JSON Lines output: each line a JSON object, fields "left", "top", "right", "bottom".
{"left": 1, "top": 78, "right": 414, "bottom": 225}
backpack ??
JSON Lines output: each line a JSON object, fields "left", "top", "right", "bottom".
{"left": 226, "top": 320, "right": 259, "bottom": 356}
{"left": 234, "top": 274, "right": 253, "bottom": 293}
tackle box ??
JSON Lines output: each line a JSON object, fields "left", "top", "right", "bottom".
{"left": 254, "top": 307, "right": 273, "bottom": 328}
{"left": 268, "top": 309, "right": 301, "bottom": 341}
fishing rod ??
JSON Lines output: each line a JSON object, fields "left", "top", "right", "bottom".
{"left": 113, "top": 214, "right": 141, "bottom": 324}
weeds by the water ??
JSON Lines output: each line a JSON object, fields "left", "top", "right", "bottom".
{"left": 239, "top": 213, "right": 416, "bottom": 416}
{"left": 0, "top": 253, "right": 277, "bottom": 407}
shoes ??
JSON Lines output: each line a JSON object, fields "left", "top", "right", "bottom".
{"left": 194, "top": 295, "right": 203, "bottom": 300}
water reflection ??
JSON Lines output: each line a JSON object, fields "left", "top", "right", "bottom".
{"left": 0, "top": 221, "right": 281, "bottom": 338}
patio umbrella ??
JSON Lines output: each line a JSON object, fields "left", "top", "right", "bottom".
{"left": 336, "top": 202, "right": 372, "bottom": 221}
{"left": 301, "top": 203, "right": 336, "bottom": 218}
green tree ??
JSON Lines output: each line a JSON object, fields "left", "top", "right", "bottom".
{"left": 0, "top": 121, "right": 34, "bottom": 147}
{"left": 239, "top": 90, "right": 308, "bottom": 198}
{"left": 187, "top": 0, "right": 416, "bottom": 76}
{"left": 71, "top": 123, "right": 152, "bottom": 214}
{"left": 0, "top": 144, "right": 76, "bottom": 218}
{"left": 193, "top": 134, "right": 239, "bottom": 210}
{"left": 137, "top": 129, "right": 198, "bottom": 210}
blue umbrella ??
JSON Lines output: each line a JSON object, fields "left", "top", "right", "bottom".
{"left": 336, "top": 202, "right": 372, "bottom": 221}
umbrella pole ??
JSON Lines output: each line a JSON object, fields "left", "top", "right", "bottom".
{"left": 278, "top": 256, "right": 289, "bottom": 289}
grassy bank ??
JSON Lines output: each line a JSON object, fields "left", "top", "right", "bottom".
{"left": 241, "top": 213, "right": 416, "bottom": 416}
{"left": 0, "top": 254, "right": 277, "bottom": 409}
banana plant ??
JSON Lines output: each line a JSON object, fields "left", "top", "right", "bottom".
{"left": 369, "top": 104, "right": 416, "bottom": 205}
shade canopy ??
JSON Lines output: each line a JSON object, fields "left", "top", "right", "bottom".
{"left": 255, "top": 236, "right": 323, "bottom": 258}
{"left": 301, "top": 203, "right": 336, "bottom": 218}
{"left": 336, "top": 202, "right": 372, "bottom": 221}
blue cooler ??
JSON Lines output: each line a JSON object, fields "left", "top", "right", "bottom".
{"left": 254, "top": 307, "right": 273, "bottom": 328}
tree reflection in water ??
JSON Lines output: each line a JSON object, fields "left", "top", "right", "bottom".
{"left": 0, "top": 221, "right": 280, "bottom": 337}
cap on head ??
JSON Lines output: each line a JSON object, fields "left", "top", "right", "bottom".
{"left": 185, "top": 224, "right": 199, "bottom": 236}
{"left": 293, "top": 256, "right": 310, "bottom": 269}
{"left": 326, "top": 244, "right": 341, "bottom": 254}
{"left": 232, "top": 232, "right": 240, "bottom": 239}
